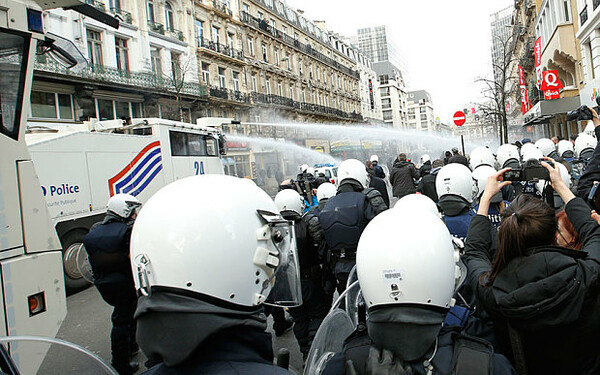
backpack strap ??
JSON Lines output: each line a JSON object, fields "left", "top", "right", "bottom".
{"left": 450, "top": 333, "right": 493, "bottom": 375}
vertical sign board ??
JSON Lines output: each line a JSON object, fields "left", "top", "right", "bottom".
{"left": 518, "top": 64, "right": 532, "bottom": 114}
{"left": 535, "top": 37, "right": 542, "bottom": 88}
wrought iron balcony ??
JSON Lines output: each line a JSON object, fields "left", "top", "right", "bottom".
{"left": 580, "top": 5, "right": 588, "bottom": 26}
{"left": 239, "top": 11, "right": 360, "bottom": 79}
{"left": 166, "top": 28, "right": 184, "bottom": 41}
{"left": 110, "top": 7, "right": 132, "bottom": 24}
{"left": 197, "top": 38, "right": 244, "bottom": 60}
{"left": 212, "top": 0, "right": 232, "bottom": 16}
{"left": 148, "top": 20, "right": 164, "bottom": 35}
{"left": 34, "top": 57, "right": 207, "bottom": 98}
{"left": 85, "top": 0, "right": 105, "bottom": 11}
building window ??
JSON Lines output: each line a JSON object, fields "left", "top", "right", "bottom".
{"left": 30, "top": 91, "right": 74, "bottom": 120}
{"left": 212, "top": 26, "right": 220, "bottom": 45}
{"left": 299, "top": 60, "right": 303, "bottom": 75}
{"left": 150, "top": 46, "right": 161, "bottom": 75}
{"left": 242, "top": 2, "right": 249, "bottom": 13}
{"left": 420, "top": 107, "right": 426, "bottom": 113}
{"left": 382, "top": 98, "right": 391, "bottom": 109}
{"left": 277, "top": 82, "right": 282, "bottom": 96}
{"left": 286, "top": 54, "right": 291, "bottom": 70}
{"left": 227, "top": 33, "right": 234, "bottom": 49}
{"left": 383, "top": 111, "right": 393, "bottom": 121}
{"left": 147, "top": 0, "right": 155, "bottom": 22}
{"left": 233, "top": 71, "right": 240, "bottom": 91}
{"left": 420, "top": 114, "right": 427, "bottom": 121}
{"left": 380, "top": 87, "right": 390, "bottom": 96}
{"left": 247, "top": 37, "right": 254, "bottom": 56}
{"left": 165, "top": 2, "right": 174, "bottom": 31}
{"left": 218, "top": 67, "right": 226, "bottom": 88}
{"left": 86, "top": 29, "right": 103, "bottom": 66}
{"left": 251, "top": 74, "right": 257, "bottom": 91}
{"left": 202, "top": 62, "right": 210, "bottom": 84}
{"left": 265, "top": 78, "right": 271, "bottom": 94}
{"left": 274, "top": 48, "right": 279, "bottom": 65}
{"left": 115, "top": 37, "right": 129, "bottom": 72}
{"left": 262, "top": 44, "right": 268, "bottom": 62}
{"left": 282, "top": 25, "right": 287, "bottom": 35}
{"left": 95, "top": 98, "right": 143, "bottom": 120}
{"left": 171, "top": 52, "right": 181, "bottom": 80}
{"left": 289, "top": 86, "right": 294, "bottom": 99}
{"left": 195, "top": 20, "right": 204, "bottom": 45}
{"left": 563, "top": 0, "right": 570, "bottom": 22}
{"left": 379, "top": 75, "right": 389, "bottom": 84}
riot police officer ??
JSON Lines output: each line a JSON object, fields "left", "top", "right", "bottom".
{"left": 314, "top": 159, "right": 387, "bottom": 294}
{"left": 83, "top": 193, "right": 141, "bottom": 375}
{"left": 275, "top": 189, "right": 329, "bottom": 360}
{"left": 130, "top": 175, "right": 299, "bottom": 374}
{"left": 436, "top": 163, "right": 476, "bottom": 242}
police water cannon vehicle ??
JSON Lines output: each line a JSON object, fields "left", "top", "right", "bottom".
{"left": 26, "top": 117, "right": 227, "bottom": 292}
{"left": 0, "top": 0, "right": 125, "bottom": 372}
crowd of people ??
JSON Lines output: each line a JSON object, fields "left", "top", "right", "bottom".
{"left": 81, "top": 108, "right": 600, "bottom": 375}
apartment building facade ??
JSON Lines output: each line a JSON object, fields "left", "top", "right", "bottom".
{"left": 407, "top": 90, "right": 436, "bottom": 132}
{"left": 373, "top": 61, "right": 408, "bottom": 128}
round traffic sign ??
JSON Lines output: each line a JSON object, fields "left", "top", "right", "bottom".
{"left": 453, "top": 111, "right": 466, "bottom": 126}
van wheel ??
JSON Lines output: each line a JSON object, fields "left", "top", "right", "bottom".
{"left": 61, "top": 230, "right": 93, "bottom": 295}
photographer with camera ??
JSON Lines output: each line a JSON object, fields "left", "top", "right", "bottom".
{"left": 463, "top": 160, "right": 600, "bottom": 375}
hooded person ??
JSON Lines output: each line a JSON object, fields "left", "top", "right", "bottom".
{"left": 390, "top": 153, "right": 419, "bottom": 198}
{"left": 370, "top": 155, "right": 385, "bottom": 178}
{"left": 274, "top": 189, "right": 329, "bottom": 359}
{"left": 130, "top": 175, "right": 300, "bottom": 374}
{"left": 419, "top": 154, "right": 432, "bottom": 177}
{"left": 321, "top": 209, "right": 514, "bottom": 375}
{"left": 436, "top": 163, "right": 477, "bottom": 242}
{"left": 313, "top": 159, "right": 387, "bottom": 295}
{"left": 448, "top": 147, "right": 469, "bottom": 168}
{"left": 84, "top": 193, "right": 142, "bottom": 375}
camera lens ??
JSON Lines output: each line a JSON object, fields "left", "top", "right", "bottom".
{"left": 566, "top": 109, "right": 580, "bottom": 121}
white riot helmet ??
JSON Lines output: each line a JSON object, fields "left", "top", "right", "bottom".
{"left": 130, "top": 175, "right": 302, "bottom": 307}
{"left": 575, "top": 133, "right": 596, "bottom": 159}
{"left": 370, "top": 155, "right": 379, "bottom": 163}
{"left": 520, "top": 143, "right": 539, "bottom": 160}
{"left": 535, "top": 138, "right": 556, "bottom": 156}
{"left": 469, "top": 146, "right": 496, "bottom": 170}
{"left": 420, "top": 154, "right": 431, "bottom": 164}
{"left": 300, "top": 164, "right": 309, "bottom": 173}
{"left": 357, "top": 209, "right": 458, "bottom": 309}
{"left": 472, "top": 165, "right": 497, "bottom": 199}
{"left": 275, "top": 189, "right": 304, "bottom": 216}
{"left": 435, "top": 163, "right": 476, "bottom": 203}
{"left": 107, "top": 193, "right": 141, "bottom": 219}
{"left": 306, "top": 167, "right": 316, "bottom": 177}
{"left": 393, "top": 193, "right": 439, "bottom": 217}
{"left": 496, "top": 144, "right": 520, "bottom": 168}
{"left": 338, "top": 159, "right": 369, "bottom": 189}
{"left": 521, "top": 145, "right": 544, "bottom": 162}
{"left": 316, "top": 182, "right": 337, "bottom": 201}
{"left": 557, "top": 140, "right": 575, "bottom": 158}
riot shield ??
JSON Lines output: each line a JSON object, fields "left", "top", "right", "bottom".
{"left": 75, "top": 243, "right": 95, "bottom": 283}
{"left": 0, "top": 336, "right": 118, "bottom": 374}
{"left": 344, "top": 266, "right": 364, "bottom": 328}
{"left": 303, "top": 309, "right": 354, "bottom": 375}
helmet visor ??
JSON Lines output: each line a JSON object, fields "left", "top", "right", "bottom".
{"left": 257, "top": 212, "right": 302, "bottom": 307}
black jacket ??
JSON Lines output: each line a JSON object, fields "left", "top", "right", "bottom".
{"left": 143, "top": 326, "right": 290, "bottom": 374}
{"left": 449, "top": 154, "right": 469, "bottom": 168}
{"left": 368, "top": 176, "right": 390, "bottom": 208}
{"left": 418, "top": 166, "right": 440, "bottom": 202}
{"left": 577, "top": 126, "right": 600, "bottom": 202}
{"left": 463, "top": 198, "right": 600, "bottom": 375}
{"left": 419, "top": 161, "right": 432, "bottom": 177}
{"left": 390, "top": 161, "right": 419, "bottom": 198}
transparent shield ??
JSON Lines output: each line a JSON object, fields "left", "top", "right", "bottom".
{"left": 304, "top": 309, "right": 355, "bottom": 375}
{"left": 263, "top": 222, "right": 302, "bottom": 307}
{"left": 75, "top": 244, "right": 95, "bottom": 283}
{"left": 0, "top": 336, "right": 117, "bottom": 375}
{"left": 344, "top": 266, "right": 364, "bottom": 328}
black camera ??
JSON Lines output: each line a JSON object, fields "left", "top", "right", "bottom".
{"left": 588, "top": 181, "right": 600, "bottom": 212}
{"left": 503, "top": 159, "right": 552, "bottom": 182}
{"left": 566, "top": 96, "right": 600, "bottom": 121}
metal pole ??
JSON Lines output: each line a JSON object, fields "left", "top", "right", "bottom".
{"left": 461, "top": 134, "right": 465, "bottom": 156}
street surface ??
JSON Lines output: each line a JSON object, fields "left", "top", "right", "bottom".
{"left": 50, "top": 286, "right": 304, "bottom": 374}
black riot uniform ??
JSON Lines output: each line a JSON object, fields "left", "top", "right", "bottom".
{"left": 314, "top": 180, "right": 387, "bottom": 294}
{"left": 84, "top": 213, "right": 138, "bottom": 374}
{"left": 281, "top": 210, "right": 329, "bottom": 358}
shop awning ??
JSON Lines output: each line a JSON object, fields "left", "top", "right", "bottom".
{"left": 523, "top": 96, "right": 581, "bottom": 125}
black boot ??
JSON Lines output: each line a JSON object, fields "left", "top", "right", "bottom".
{"left": 112, "top": 361, "right": 139, "bottom": 375}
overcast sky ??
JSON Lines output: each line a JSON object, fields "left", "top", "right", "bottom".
{"left": 284, "top": 0, "right": 514, "bottom": 123}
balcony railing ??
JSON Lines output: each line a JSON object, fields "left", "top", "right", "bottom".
{"left": 197, "top": 38, "right": 244, "bottom": 60}
{"left": 85, "top": 0, "right": 105, "bottom": 11}
{"left": 148, "top": 20, "right": 164, "bottom": 35}
{"left": 580, "top": 5, "right": 588, "bottom": 26}
{"left": 595, "top": 0, "right": 600, "bottom": 10}
{"left": 166, "top": 28, "right": 184, "bottom": 41}
{"left": 34, "top": 57, "right": 207, "bottom": 98}
{"left": 110, "top": 7, "right": 132, "bottom": 24}
{"left": 250, "top": 91, "right": 362, "bottom": 120}
{"left": 212, "top": 0, "right": 232, "bottom": 16}
{"left": 207, "top": 86, "right": 251, "bottom": 103}
{"left": 239, "top": 11, "right": 360, "bottom": 79}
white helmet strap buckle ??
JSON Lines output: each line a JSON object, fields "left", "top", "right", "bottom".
{"left": 134, "top": 254, "right": 151, "bottom": 297}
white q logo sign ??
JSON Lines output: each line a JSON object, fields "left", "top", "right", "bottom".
{"left": 545, "top": 72, "right": 559, "bottom": 87}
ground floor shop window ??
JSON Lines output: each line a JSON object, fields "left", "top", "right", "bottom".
{"left": 30, "top": 91, "right": 74, "bottom": 120}
{"left": 95, "top": 98, "right": 143, "bottom": 120}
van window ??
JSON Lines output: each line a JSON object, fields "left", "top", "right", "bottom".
{"left": 170, "top": 130, "right": 219, "bottom": 157}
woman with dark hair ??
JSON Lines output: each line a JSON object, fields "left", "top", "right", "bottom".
{"left": 463, "top": 160, "right": 600, "bottom": 375}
